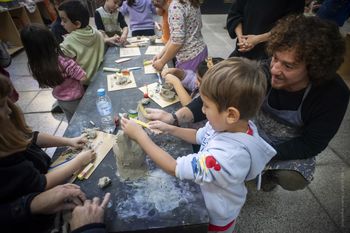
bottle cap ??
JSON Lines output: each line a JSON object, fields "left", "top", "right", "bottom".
{"left": 97, "top": 88, "right": 105, "bottom": 96}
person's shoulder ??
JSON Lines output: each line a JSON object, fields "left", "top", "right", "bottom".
{"left": 312, "top": 74, "right": 350, "bottom": 99}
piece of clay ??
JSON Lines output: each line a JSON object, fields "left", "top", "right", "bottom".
{"left": 98, "top": 176, "right": 112, "bottom": 188}
{"left": 162, "top": 83, "right": 174, "bottom": 91}
{"left": 82, "top": 127, "right": 99, "bottom": 139}
{"left": 160, "top": 89, "right": 176, "bottom": 102}
{"left": 113, "top": 130, "right": 148, "bottom": 180}
{"left": 114, "top": 73, "right": 131, "bottom": 85}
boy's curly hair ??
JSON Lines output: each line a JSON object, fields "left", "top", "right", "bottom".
{"left": 267, "top": 14, "right": 345, "bottom": 86}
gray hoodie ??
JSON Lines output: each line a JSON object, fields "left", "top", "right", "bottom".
{"left": 176, "top": 121, "right": 276, "bottom": 226}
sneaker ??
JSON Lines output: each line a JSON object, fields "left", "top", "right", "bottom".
{"left": 261, "top": 173, "right": 278, "bottom": 192}
{"left": 51, "top": 102, "right": 63, "bottom": 113}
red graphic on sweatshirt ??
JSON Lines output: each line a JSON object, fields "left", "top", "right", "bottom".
{"left": 205, "top": 155, "right": 221, "bottom": 171}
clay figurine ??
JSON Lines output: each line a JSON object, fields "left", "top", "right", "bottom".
{"left": 113, "top": 130, "right": 148, "bottom": 180}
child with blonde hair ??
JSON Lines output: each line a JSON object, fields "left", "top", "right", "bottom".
{"left": 0, "top": 75, "right": 95, "bottom": 203}
{"left": 122, "top": 57, "right": 276, "bottom": 232}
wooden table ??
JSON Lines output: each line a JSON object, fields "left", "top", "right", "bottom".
{"left": 56, "top": 45, "right": 209, "bottom": 233}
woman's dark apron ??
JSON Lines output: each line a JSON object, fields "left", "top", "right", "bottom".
{"left": 255, "top": 85, "right": 315, "bottom": 182}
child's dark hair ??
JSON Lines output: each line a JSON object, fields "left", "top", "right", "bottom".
{"left": 58, "top": 0, "right": 90, "bottom": 28}
{"left": 20, "top": 24, "right": 65, "bottom": 88}
{"left": 197, "top": 57, "right": 224, "bottom": 78}
{"left": 200, "top": 57, "right": 267, "bottom": 120}
{"left": 127, "top": 0, "right": 135, "bottom": 6}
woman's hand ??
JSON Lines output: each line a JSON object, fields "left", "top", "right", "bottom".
{"left": 69, "top": 135, "right": 88, "bottom": 149}
{"left": 238, "top": 34, "right": 269, "bottom": 52}
{"left": 148, "top": 120, "right": 173, "bottom": 134}
{"left": 144, "top": 108, "right": 173, "bottom": 124}
{"left": 70, "top": 193, "right": 111, "bottom": 231}
{"left": 121, "top": 117, "right": 146, "bottom": 141}
{"left": 153, "top": 59, "right": 166, "bottom": 71}
{"left": 31, "top": 184, "right": 86, "bottom": 215}
{"left": 76, "top": 149, "right": 96, "bottom": 167}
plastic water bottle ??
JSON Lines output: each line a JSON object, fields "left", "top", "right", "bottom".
{"left": 96, "top": 88, "right": 115, "bottom": 133}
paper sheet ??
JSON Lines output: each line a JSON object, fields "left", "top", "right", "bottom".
{"left": 155, "top": 38, "right": 163, "bottom": 44}
{"left": 49, "top": 131, "right": 115, "bottom": 181}
{"left": 139, "top": 82, "right": 179, "bottom": 108}
{"left": 144, "top": 63, "right": 168, "bottom": 74}
{"left": 107, "top": 72, "right": 137, "bottom": 91}
{"left": 120, "top": 47, "right": 141, "bottom": 57}
{"left": 145, "top": 46, "right": 164, "bottom": 55}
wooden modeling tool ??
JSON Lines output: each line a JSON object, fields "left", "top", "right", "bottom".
{"left": 115, "top": 58, "right": 131, "bottom": 63}
{"left": 157, "top": 72, "right": 162, "bottom": 85}
{"left": 155, "top": 21, "right": 161, "bottom": 31}
{"left": 103, "top": 67, "right": 120, "bottom": 72}
{"left": 131, "top": 118, "right": 150, "bottom": 129}
{"left": 77, "top": 163, "right": 95, "bottom": 180}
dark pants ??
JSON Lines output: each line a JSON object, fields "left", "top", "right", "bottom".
{"left": 132, "top": 29, "right": 155, "bottom": 37}
{"left": 262, "top": 169, "right": 309, "bottom": 191}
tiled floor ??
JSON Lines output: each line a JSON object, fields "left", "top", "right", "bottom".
{"left": 6, "top": 15, "right": 350, "bottom": 233}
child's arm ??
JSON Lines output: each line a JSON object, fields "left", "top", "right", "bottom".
{"left": 161, "top": 68, "right": 185, "bottom": 80}
{"left": 121, "top": 118, "right": 177, "bottom": 176}
{"left": 155, "top": 7, "right": 163, "bottom": 16}
{"left": 120, "top": 27, "right": 129, "bottom": 43}
{"left": 45, "top": 149, "right": 96, "bottom": 189}
{"left": 153, "top": 40, "right": 170, "bottom": 62}
{"left": 145, "top": 107, "right": 194, "bottom": 125}
{"left": 79, "top": 75, "right": 88, "bottom": 83}
{"left": 148, "top": 120, "right": 197, "bottom": 144}
{"left": 164, "top": 74, "right": 192, "bottom": 106}
{"left": 35, "top": 132, "right": 87, "bottom": 149}
{"left": 118, "top": 13, "right": 129, "bottom": 43}
{"left": 153, "top": 41, "right": 182, "bottom": 71}
{"left": 94, "top": 11, "right": 105, "bottom": 31}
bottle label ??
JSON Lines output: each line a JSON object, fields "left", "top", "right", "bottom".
{"left": 97, "top": 101, "right": 112, "bottom": 116}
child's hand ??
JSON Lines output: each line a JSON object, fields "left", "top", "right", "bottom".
{"left": 164, "top": 74, "right": 181, "bottom": 86}
{"left": 76, "top": 149, "right": 96, "bottom": 167}
{"left": 119, "top": 35, "right": 127, "bottom": 44}
{"left": 161, "top": 68, "right": 172, "bottom": 77}
{"left": 70, "top": 135, "right": 88, "bottom": 149}
{"left": 121, "top": 117, "right": 145, "bottom": 141}
{"left": 148, "top": 120, "right": 173, "bottom": 134}
{"left": 153, "top": 59, "right": 165, "bottom": 71}
{"left": 152, "top": 54, "right": 160, "bottom": 63}
{"left": 145, "top": 108, "right": 173, "bottom": 124}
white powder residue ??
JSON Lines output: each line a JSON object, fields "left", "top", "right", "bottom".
{"left": 115, "top": 169, "right": 194, "bottom": 219}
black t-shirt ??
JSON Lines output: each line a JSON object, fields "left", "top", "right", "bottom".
{"left": 0, "top": 132, "right": 50, "bottom": 203}
{"left": 187, "top": 63, "right": 350, "bottom": 160}
{"left": 94, "top": 10, "right": 128, "bottom": 33}
{"left": 226, "top": 0, "right": 304, "bottom": 60}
